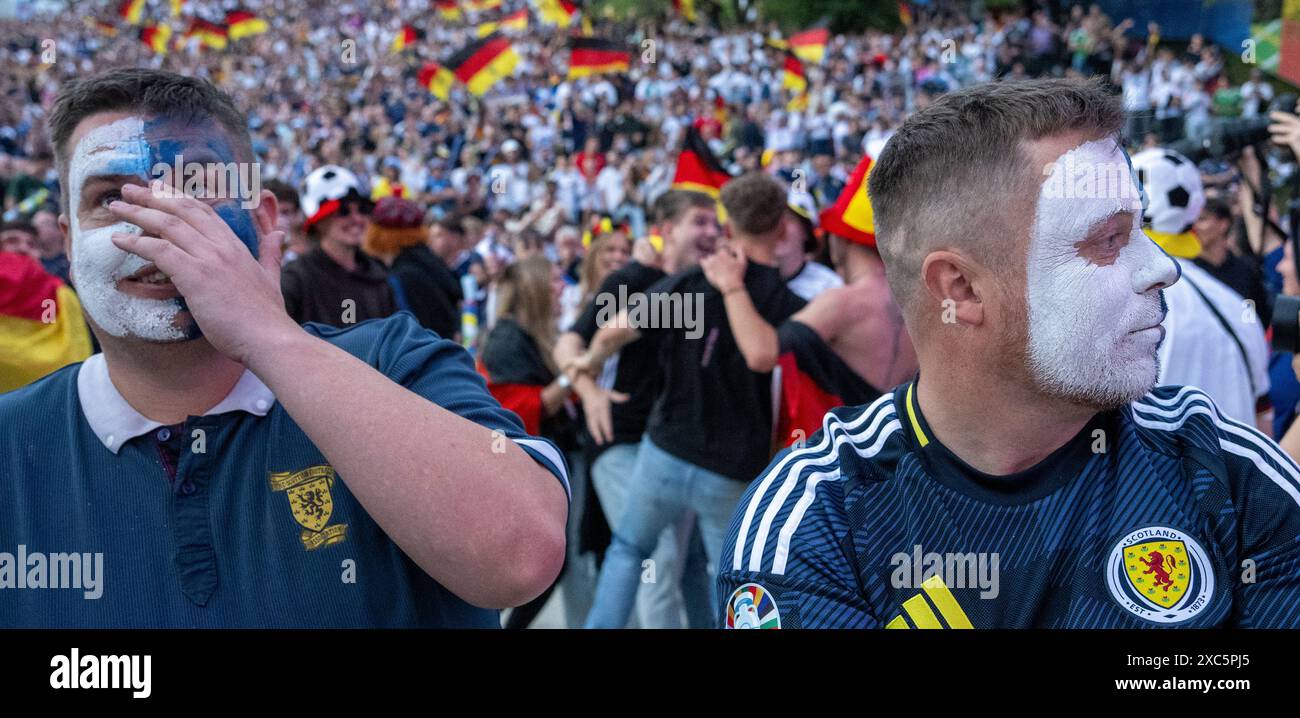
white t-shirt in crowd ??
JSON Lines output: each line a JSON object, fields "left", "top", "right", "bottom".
{"left": 786, "top": 261, "right": 844, "bottom": 301}
{"left": 1158, "top": 260, "right": 1271, "bottom": 427}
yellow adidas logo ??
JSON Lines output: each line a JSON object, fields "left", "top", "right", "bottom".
{"left": 885, "top": 575, "right": 974, "bottom": 629}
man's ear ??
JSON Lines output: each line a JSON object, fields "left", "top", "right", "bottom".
{"left": 58, "top": 212, "right": 71, "bottom": 259}
{"left": 920, "top": 250, "right": 985, "bottom": 326}
{"left": 251, "top": 189, "right": 279, "bottom": 239}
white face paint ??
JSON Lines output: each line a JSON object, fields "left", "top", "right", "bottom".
{"left": 68, "top": 117, "right": 187, "bottom": 342}
{"left": 1025, "top": 137, "right": 1180, "bottom": 408}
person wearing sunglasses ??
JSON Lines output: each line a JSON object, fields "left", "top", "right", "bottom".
{"left": 281, "top": 165, "right": 397, "bottom": 327}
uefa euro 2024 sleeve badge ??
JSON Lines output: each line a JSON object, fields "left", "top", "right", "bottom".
{"left": 725, "top": 583, "right": 781, "bottom": 629}
{"left": 1106, "top": 526, "right": 1213, "bottom": 624}
{"left": 268, "top": 466, "right": 349, "bottom": 551}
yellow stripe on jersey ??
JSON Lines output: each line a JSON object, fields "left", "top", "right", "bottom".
{"left": 922, "top": 574, "right": 974, "bottom": 629}
{"left": 906, "top": 382, "right": 929, "bottom": 448}
{"left": 901, "top": 593, "right": 942, "bottom": 628}
{"left": 887, "top": 576, "right": 974, "bottom": 629}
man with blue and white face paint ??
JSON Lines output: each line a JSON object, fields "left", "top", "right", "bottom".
{"left": 0, "top": 69, "right": 568, "bottom": 627}
{"left": 719, "top": 79, "right": 1300, "bottom": 629}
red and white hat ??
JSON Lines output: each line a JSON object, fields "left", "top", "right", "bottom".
{"left": 300, "top": 165, "right": 367, "bottom": 227}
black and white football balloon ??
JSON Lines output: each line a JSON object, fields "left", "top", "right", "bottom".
{"left": 1131, "top": 148, "right": 1205, "bottom": 236}
{"left": 300, "top": 165, "right": 363, "bottom": 221}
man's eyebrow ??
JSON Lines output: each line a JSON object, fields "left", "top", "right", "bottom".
{"left": 78, "top": 174, "right": 146, "bottom": 194}
{"left": 1082, "top": 209, "right": 1134, "bottom": 239}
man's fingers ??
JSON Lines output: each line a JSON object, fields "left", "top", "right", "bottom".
{"left": 122, "top": 181, "right": 221, "bottom": 232}
{"left": 108, "top": 199, "right": 208, "bottom": 255}
{"left": 610, "top": 391, "right": 630, "bottom": 403}
{"left": 110, "top": 232, "right": 192, "bottom": 276}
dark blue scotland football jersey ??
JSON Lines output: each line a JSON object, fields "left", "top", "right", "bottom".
{"left": 718, "top": 380, "right": 1300, "bottom": 628}
{"left": 0, "top": 313, "right": 569, "bottom": 627}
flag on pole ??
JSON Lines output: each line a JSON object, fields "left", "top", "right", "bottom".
{"left": 118, "top": 0, "right": 145, "bottom": 25}
{"left": 139, "top": 22, "right": 172, "bottom": 54}
{"left": 435, "top": 0, "right": 462, "bottom": 21}
{"left": 419, "top": 62, "right": 457, "bottom": 100}
{"left": 568, "top": 36, "right": 630, "bottom": 78}
{"left": 392, "top": 25, "right": 422, "bottom": 52}
{"left": 185, "top": 18, "right": 229, "bottom": 50}
{"left": 672, "top": 126, "right": 731, "bottom": 197}
{"left": 227, "top": 10, "right": 269, "bottom": 39}
{"left": 536, "top": 0, "right": 577, "bottom": 27}
{"left": 790, "top": 24, "right": 829, "bottom": 64}
{"left": 446, "top": 33, "right": 520, "bottom": 96}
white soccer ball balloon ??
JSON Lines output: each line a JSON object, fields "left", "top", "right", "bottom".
{"left": 1131, "top": 148, "right": 1205, "bottom": 236}
{"left": 300, "top": 165, "right": 363, "bottom": 221}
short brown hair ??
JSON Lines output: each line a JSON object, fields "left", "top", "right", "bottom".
{"left": 868, "top": 77, "right": 1124, "bottom": 313}
{"left": 720, "top": 171, "right": 787, "bottom": 236}
{"left": 652, "top": 189, "right": 715, "bottom": 225}
{"left": 48, "top": 68, "right": 254, "bottom": 210}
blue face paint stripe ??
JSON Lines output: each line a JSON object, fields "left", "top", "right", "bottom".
{"left": 144, "top": 115, "right": 260, "bottom": 259}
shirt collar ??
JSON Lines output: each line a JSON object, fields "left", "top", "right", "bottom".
{"left": 77, "top": 353, "right": 276, "bottom": 454}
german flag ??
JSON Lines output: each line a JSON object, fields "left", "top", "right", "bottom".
{"left": 790, "top": 24, "right": 829, "bottom": 64}
{"left": 171, "top": 0, "right": 184, "bottom": 17}
{"left": 818, "top": 153, "right": 876, "bottom": 246}
{"left": 672, "top": 0, "right": 697, "bottom": 23}
{"left": 86, "top": 17, "right": 119, "bottom": 36}
{"left": 0, "top": 254, "right": 92, "bottom": 394}
{"left": 435, "top": 0, "right": 462, "bottom": 21}
{"left": 118, "top": 0, "right": 145, "bottom": 25}
{"left": 898, "top": 1, "right": 914, "bottom": 28}
{"left": 446, "top": 33, "right": 519, "bottom": 96}
{"left": 185, "top": 18, "right": 228, "bottom": 50}
{"left": 476, "top": 20, "right": 498, "bottom": 37}
{"left": 227, "top": 10, "right": 269, "bottom": 39}
{"left": 537, "top": 0, "right": 577, "bottom": 27}
{"left": 782, "top": 51, "right": 807, "bottom": 94}
{"left": 467, "top": 0, "right": 503, "bottom": 10}
{"left": 502, "top": 8, "right": 529, "bottom": 31}
{"left": 568, "top": 37, "right": 629, "bottom": 78}
{"left": 671, "top": 126, "right": 731, "bottom": 197}
{"left": 419, "top": 62, "right": 457, "bottom": 100}
{"left": 774, "top": 321, "right": 879, "bottom": 452}
{"left": 392, "top": 24, "right": 422, "bottom": 52}
{"left": 139, "top": 23, "right": 172, "bottom": 54}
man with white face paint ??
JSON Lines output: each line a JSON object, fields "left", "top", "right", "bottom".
{"left": 0, "top": 69, "right": 568, "bottom": 627}
{"left": 719, "top": 79, "right": 1300, "bottom": 628}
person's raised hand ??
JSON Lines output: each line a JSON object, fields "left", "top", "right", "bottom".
{"left": 108, "top": 181, "right": 296, "bottom": 366}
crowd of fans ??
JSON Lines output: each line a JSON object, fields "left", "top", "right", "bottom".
{"left": 3, "top": 0, "right": 1299, "bottom": 628}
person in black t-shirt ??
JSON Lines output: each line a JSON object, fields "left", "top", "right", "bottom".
{"left": 555, "top": 189, "right": 720, "bottom": 628}
{"left": 576, "top": 173, "right": 806, "bottom": 628}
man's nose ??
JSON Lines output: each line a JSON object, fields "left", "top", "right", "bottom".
{"left": 1132, "top": 237, "right": 1181, "bottom": 292}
